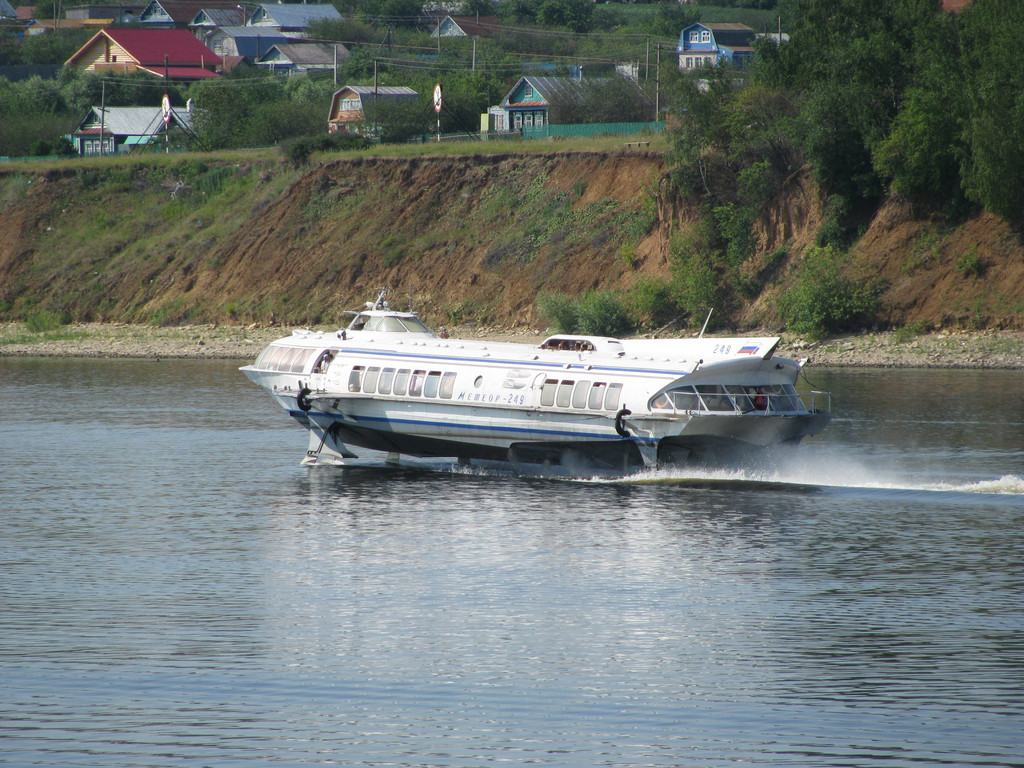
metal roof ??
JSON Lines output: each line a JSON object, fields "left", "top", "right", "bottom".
{"left": 249, "top": 3, "right": 340, "bottom": 28}
{"left": 0, "top": 0, "right": 18, "bottom": 18}
{"left": 259, "top": 43, "right": 347, "bottom": 66}
{"left": 75, "top": 106, "right": 192, "bottom": 136}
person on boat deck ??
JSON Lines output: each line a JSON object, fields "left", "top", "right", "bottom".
{"left": 752, "top": 388, "right": 768, "bottom": 410}
{"left": 314, "top": 351, "right": 334, "bottom": 373}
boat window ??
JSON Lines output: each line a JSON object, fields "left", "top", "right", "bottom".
{"left": 696, "top": 384, "right": 734, "bottom": 412}
{"left": 424, "top": 371, "right": 441, "bottom": 398}
{"left": 439, "top": 372, "right": 456, "bottom": 399}
{"left": 290, "top": 348, "right": 314, "bottom": 373}
{"left": 572, "top": 381, "right": 591, "bottom": 408}
{"left": 409, "top": 370, "right": 426, "bottom": 397}
{"left": 348, "top": 365, "right": 365, "bottom": 393}
{"left": 399, "top": 316, "right": 431, "bottom": 334}
{"left": 556, "top": 380, "right": 574, "bottom": 408}
{"left": 604, "top": 383, "right": 622, "bottom": 410}
{"left": 651, "top": 393, "right": 672, "bottom": 410}
{"left": 255, "top": 346, "right": 274, "bottom": 369}
{"left": 727, "top": 385, "right": 754, "bottom": 413}
{"left": 363, "top": 367, "right": 381, "bottom": 393}
{"left": 378, "top": 368, "right": 395, "bottom": 395}
{"left": 381, "top": 316, "right": 407, "bottom": 332}
{"left": 348, "top": 314, "right": 369, "bottom": 331}
{"left": 276, "top": 347, "right": 299, "bottom": 372}
{"left": 588, "top": 382, "right": 607, "bottom": 410}
{"left": 669, "top": 386, "right": 700, "bottom": 411}
{"left": 393, "top": 369, "right": 410, "bottom": 396}
{"left": 540, "top": 379, "right": 558, "bottom": 407}
{"left": 363, "top": 316, "right": 383, "bottom": 332}
{"left": 260, "top": 345, "right": 285, "bottom": 370}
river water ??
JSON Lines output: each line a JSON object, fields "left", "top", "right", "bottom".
{"left": 1, "top": 358, "right": 1022, "bottom": 767}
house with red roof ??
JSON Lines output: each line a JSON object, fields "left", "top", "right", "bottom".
{"left": 65, "top": 28, "right": 221, "bottom": 79}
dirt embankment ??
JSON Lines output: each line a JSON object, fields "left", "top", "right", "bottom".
{"left": 1, "top": 149, "right": 1022, "bottom": 342}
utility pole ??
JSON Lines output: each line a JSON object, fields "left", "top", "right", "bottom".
{"left": 655, "top": 43, "right": 660, "bottom": 121}
{"left": 99, "top": 81, "right": 106, "bottom": 156}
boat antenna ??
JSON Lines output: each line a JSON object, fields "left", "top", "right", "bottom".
{"left": 698, "top": 308, "right": 713, "bottom": 339}
{"left": 373, "top": 287, "right": 389, "bottom": 311}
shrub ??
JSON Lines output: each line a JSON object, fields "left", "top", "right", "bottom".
{"left": 627, "top": 276, "right": 679, "bottom": 328}
{"left": 777, "top": 245, "right": 880, "bottom": 337}
{"left": 280, "top": 132, "right": 371, "bottom": 166}
{"left": 536, "top": 290, "right": 578, "bottom": 332}
{"left": 955, "top": 245, "right": 983, "bottom": 278}
{"left": 536, "top": 289, "right": 633, "bottom": 337}
{"left": 25, "top": 309, "right": 69, "bottom": 333}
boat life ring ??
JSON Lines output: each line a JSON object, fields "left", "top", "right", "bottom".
{"left": 615, "top": 408, "right": 632, "bottom": 437}
{"left": 296, "top": 384, "right": 312, "bottom": 412}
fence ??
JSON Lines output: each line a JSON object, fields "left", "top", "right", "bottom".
{"left": 521, "top": 121, "right": 664, "bottom": 141}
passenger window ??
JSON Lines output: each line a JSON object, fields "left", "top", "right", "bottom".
{"left": 290, "top": 349, "right": 313, "bottom": 373}
{"left": 588, "top": 382, "right": 607, "bottom": 410}
{"left": 348, "top": 365, "right": 365, "bottom": 393}
{"left": 363, "top": 367, "right": 380, "bottom": 393}
{"left": 378, "top": 368, "right": 395, "bottom": 395}
{"left": 540, "top": 379, "right": 558, "bottom": 407}
{"left": 382, "top": 316, "right": 406, "bottom": 332}
{"left": 262, "top": 346, "right": 285, "bottom": 370}
{"left": 439, "top": 372, "right": 456, "bottom": 399}
{"left": 604, "top": 383, "right": 622, "bottom": 410}
{"left": 556, "top": 380, "right": 574, "bottom": 408}
{"left": 277, "top": 347, "right": 299, "bottom": 372}
{"left": 670, "top": 387, "right": 700, "bottom": 411}
{"left": 696, "top": 384, "right": 733, "bottom": 412}
{"left": 727, "top": 385, "right": 754, "bottom": 413}
{"left": 572, "top": 381, "right": 590, "bottom": 408}
{"left": 409, "top": 370, "right": 426, "bottom": 397}
{"left": 393, "top": 369, "right": 410, "bottom": 396}
{"left": 424, "top": 371, "right": 441, "bottom": 398}
{"left": 363, "top": 316, "right": 382, "bottom": 331}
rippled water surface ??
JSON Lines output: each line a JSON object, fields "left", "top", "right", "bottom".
{"left": 2, "top": 359, "right": 1022, "bottom": 767}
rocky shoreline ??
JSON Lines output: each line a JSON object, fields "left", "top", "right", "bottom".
{"left": 1, "top": 322, "right": 1021, "bottom": 368}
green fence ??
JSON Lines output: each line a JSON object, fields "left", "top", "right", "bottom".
{"left": 521, "top": 121, "right": 664, "bottom": 141}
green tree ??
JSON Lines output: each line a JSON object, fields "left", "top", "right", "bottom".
{"left": 535, "top": 0, "right": 593, "bottom": 33}
{"left": 959, "top": 0, "right": 1024, "bottom": 228}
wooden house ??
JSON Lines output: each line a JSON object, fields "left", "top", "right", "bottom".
{"left": 201, "top": 25, "right": 288, "bottom": 61}
{"left": 497, "top": 76, "right": 586, "bottom": 132}
{"left": 257, "top": 43, "right": 348, "bottom": 74}
{"left": 70, "top": 105, "right": 192, "bottom": 155}
{"left": 65, "top": 28, "right": 221, "bottom": 79}
{"left": 138, "top": 0, "right": 240, "bottom": 27}
{"left": 430, "top": 14, "right": 500, "bottom": 38}
{"left": 327, "top": 85, "right": 418, "bottom": 133}
{"left": 247, "top": 2, "right": 341, "bottom": 34}
{"left": 675, "top": 22, "right": 755, "bottom": 70}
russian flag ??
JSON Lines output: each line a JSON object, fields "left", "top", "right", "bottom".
{"left": 737, "top": 345, "right": 759, "bottom": 355}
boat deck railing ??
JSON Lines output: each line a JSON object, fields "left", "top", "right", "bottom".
{"left": 657, "top": 386, "right": 832, "bottom": 416}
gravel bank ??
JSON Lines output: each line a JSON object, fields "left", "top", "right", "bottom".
{"left": 1, "top": 322, "right": 1021, "bottom": 368}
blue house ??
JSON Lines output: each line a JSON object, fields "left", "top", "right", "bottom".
{"left": 676, "top": 22, "right": 755, "bottom": 70}
{"left": 497, "top": 76, "right": 587, "bottom": 132}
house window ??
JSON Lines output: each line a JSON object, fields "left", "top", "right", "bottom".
{"left": 701, "top": 30, "right": 710, "bottom": 43}
{"left": 535, "top": 113, "right": 543, "bottom": 127}
{"left": 340, "top": 98, "right": 360, "bottom": 111}
{"left": 524, "top": 113, "right": 533, "bottom": 128}
{"left": 685, "top": 57, "right": 693, "bottom": 68}
{"left": 689, "top": 30, "right": 699, "bottom": 43}
{"left": 514, "top": 113, "right": 522, "bottom": 130}
{"left": 524, "top": 85, "right": 533, "bottom": 99}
